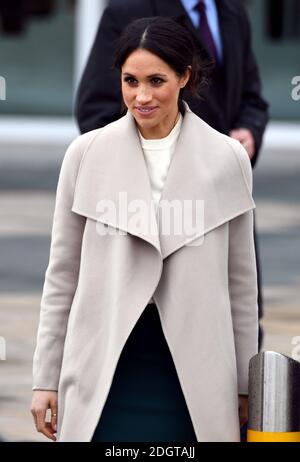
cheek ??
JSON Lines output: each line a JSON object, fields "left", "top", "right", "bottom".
{"left": 156, "top": 84, "right": 180, "bottom": 104}
{"left": 121, "top": 83, "right": 138, "bottom": 104}
{"left": 121, "top": 84, "right": 130, "bottom": 102}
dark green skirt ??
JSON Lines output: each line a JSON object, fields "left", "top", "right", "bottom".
{"left": 91, "top": 303, "right": 197, "bottom": 442}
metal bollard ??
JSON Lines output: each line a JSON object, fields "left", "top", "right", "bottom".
{"left": 247, "top": 351, "right": 300, "bottom": 442}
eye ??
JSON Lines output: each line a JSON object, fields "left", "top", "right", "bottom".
{"left": 123, "top": 76, "right": 137, "bottom": 85}
{"left": 123, "top": 76, "right": 165, "bottom": 86}
{"left": 151, "top": 77, "right": 164, "bottom": 85}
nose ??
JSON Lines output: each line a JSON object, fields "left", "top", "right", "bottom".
{"left": 135, "top": 85, "right": 152, "bottom": 104}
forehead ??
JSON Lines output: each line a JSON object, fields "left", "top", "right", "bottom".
{"left": 122, "top": 49, "right": 173, "bottom": 75}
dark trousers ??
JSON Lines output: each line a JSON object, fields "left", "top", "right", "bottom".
{"left": 91, "top": 303, "right": 197, "bottom": 442}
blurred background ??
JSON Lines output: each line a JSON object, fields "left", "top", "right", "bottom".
{"left": 0, "top": 0, "right": 299, "bottom": 442}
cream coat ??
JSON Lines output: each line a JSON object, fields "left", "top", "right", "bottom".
{"left": 32, "top": 102, "right": 258, "bottom": 442}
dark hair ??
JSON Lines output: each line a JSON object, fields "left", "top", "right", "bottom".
{"left": 112, "top": 16, "right": 212, "bottom": 115}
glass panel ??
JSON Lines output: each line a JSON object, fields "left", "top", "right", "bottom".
{"left": 0, "top": 0, "right": 74, "bottom": 116}
{"left": 245, "top": 0, "right": 300, "bottom": 120}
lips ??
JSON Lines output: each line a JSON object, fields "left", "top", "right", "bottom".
{"left": 135, "top": 106, "right": 158, "bottom": 116}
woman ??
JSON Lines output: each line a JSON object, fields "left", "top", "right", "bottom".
{"left": 30, "top": 17, "right": 258, "bottom": 442}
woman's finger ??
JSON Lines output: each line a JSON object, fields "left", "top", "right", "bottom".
{"left": 36, "top": 407, "right": 46, "bottom": 432}
{"left": 45, "top": 422, "right": 57, "bottom": 441}
{"left": 31, "top": 408, "right": 38, "bottom": 429}
{"left": 36, "top": 408, "right": 56, "bottom": 441}
{"left": 51, "top": 404, "right": 58, "bottom": 432}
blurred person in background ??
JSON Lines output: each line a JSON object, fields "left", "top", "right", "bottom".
{"left": 75, "top": 0, "right": 269, "bottom": 357}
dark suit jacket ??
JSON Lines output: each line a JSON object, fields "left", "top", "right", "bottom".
{"left": 75, "top": 0, "right": 269, "bottom": 167}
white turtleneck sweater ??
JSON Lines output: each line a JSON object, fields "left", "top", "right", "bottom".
{"left": 137, "top": 113, "right": 183, "bottom": 304}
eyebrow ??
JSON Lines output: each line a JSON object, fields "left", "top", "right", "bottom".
{"left": 122, "top": 73, "right": 167, "bottom": 78}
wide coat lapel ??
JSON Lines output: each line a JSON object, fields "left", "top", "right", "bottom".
{"left": 71, "top": 111, "right": 161, "bottom": 255}
{"left": 72, "top": 102, "right": 255, "bottom": 260}
{"left": 156, "top": 103, "right": 255, "bottom": 258}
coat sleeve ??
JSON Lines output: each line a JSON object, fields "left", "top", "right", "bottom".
{"left": 32, "top": 136, "right": 87, "bottom": 391}
{"left": 231, "top": 4, "right": 269, "bottom": 168}
{"left": 228, "top": 143, "right": 259, "bottom": 395}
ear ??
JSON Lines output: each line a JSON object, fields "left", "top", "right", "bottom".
{"left": 181, "top": 65, "right": 192, "bottom": 88}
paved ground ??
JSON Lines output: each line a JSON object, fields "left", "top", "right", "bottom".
{"left": 0, "top": 141, "right": 299, "bottom": 442}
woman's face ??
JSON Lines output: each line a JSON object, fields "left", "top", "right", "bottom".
{"left": 121, "top": 48, "right": 191, "bottom": 139}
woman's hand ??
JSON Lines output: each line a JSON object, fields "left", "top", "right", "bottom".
{"left": 30, "top": 390, "right": 58, "bottom": 441}
{"left": 238, "top": 395, "right": 248, "bottom": 427}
